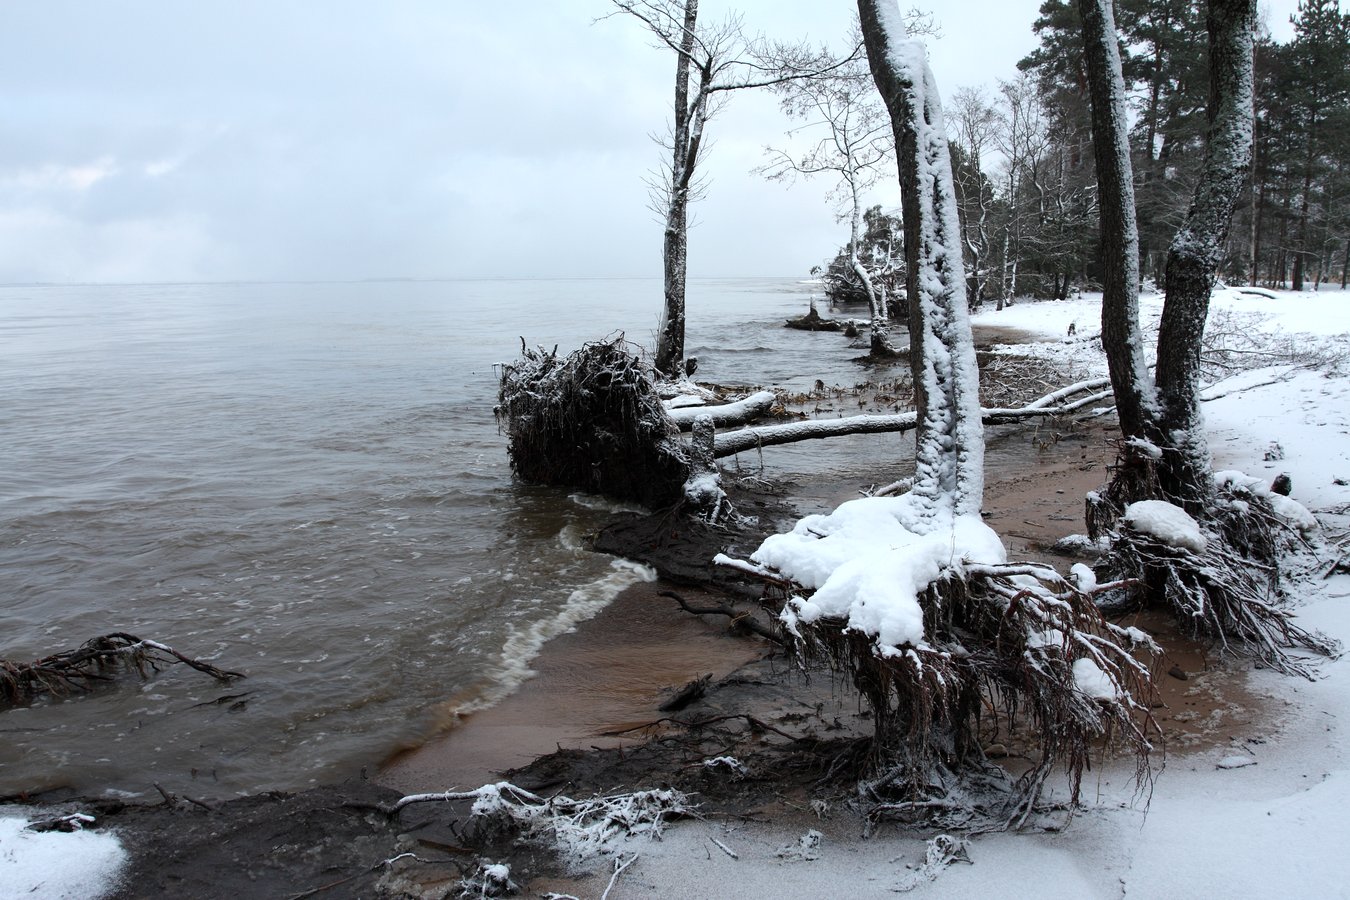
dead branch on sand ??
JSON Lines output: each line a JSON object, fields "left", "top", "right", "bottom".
{"left": 0, "top": 632, "right": 243, "bottom": 708}
{"left": 660, "top": 589, "right": 784, "bottom": 645}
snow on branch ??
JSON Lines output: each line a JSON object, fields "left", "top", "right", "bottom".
{"left": 666, "top": 390, "right": 776, "bottom": 429}
{"left": 382, "top": 781, "right": 694, "bottom": 870}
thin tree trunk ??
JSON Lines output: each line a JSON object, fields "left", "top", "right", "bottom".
{"left": 1077, "top": 0, "right": 1158, "bottom": 443}
{"left": 1154, "top": 0, "right": 1256, "bottom": 508}
{"left": 654, "top": 0, "right": 700, "bottom": 378}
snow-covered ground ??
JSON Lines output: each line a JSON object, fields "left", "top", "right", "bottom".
{"left": 0, "top": 815, "right": 125, "bottom": 898}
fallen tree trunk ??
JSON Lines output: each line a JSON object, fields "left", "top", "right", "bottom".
{"left": 666, "top": 390, "right": 776, "bottom": 430}
{"left": 709, "top": 378, "right": 1120, "bottom": 458}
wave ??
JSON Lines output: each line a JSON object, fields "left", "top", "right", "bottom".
{"left": 445, "top": 557, "right": 656, "bottom": 719}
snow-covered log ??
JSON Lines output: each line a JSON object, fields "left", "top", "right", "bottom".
{"left": 711, "top": 385, "right": 1105, "bottom": 459}
{"left": 666, "top": 390, "right": 776, "bottom": 430}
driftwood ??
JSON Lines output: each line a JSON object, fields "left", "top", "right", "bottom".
{"left": 660, "top": 589, "right": 784, "bottom": 645}
{"left": 666, "top": 390, "right": 776, "bottom": 430}
{"left": 784, "top": 307, "right": 846, "bottom": 331}
{"left": 712, "top": 377, "right": 1115, "bottom": 459}
{"left": 0, "top": 632, "right": 243, "bottom": 708}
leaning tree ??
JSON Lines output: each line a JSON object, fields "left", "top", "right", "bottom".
{"left": 1079, "top": 0, "right": 1336, "bottom": 672}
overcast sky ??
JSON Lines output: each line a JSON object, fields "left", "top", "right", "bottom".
{"left": 0, "top": 1, "right": 1301, "bottom": 284}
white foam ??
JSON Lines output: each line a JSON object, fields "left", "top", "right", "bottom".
{"left": 454, "top": 557, "right": 657, "bottom": 717}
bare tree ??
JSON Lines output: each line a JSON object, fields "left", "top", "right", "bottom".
{"left": 993, "top": 75, "right": 1054, "bottom": 309}
{"left": 947, "top": 86, "right": 999, "bottom": 305}
{"left": 606, "top": 1, "right": 848, "bottom": 378}
{"left": 760, "top": 32, "right": 901, "bottom": 357}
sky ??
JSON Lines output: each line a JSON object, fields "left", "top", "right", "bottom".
{"left": 0, "top": 1, "right": 1303, "bottom": 284}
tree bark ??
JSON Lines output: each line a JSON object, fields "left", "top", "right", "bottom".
{"left": 1077, "top": 0, "right": 1158, "bottom": 445}
{"left": 1154, "top": 0, "right": 1256, "bottom": 508}
{"left": 857, "top": 0, "right": 984, "bottom": 517}
{"left": 653, "top": 0, "right": 701, "bottom": 378}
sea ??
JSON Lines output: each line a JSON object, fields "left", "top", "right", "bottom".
{"left": 0, "top": 276, "right": 924, "bottom": 799}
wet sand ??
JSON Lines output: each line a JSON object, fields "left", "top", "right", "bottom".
{"left": 378, "top": 581, "right": 764, "bottom": 792}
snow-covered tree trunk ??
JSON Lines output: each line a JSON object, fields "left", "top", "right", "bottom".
{"left": 857, "top": 0, "right": 983, "bottom": 518}
{"left": 653, "top": 0, "right": 701, "bottom": 379}
{"left": 1154, "top": 0, "right": 1256, "bottom": 507}
{"left": 1077, "top": 0, "right": 1159, "bottom": 446}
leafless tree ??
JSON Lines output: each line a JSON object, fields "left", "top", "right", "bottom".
{"left": 947, "top": 86, "right": 999, "bottom": 306}
{"left": 605, "top": 0, "right": 852, "bottom": 377}
{"left": 760, "top": 30, "right": 900, "bottom": 357}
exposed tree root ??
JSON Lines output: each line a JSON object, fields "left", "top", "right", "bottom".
{"left": 0, "top": 632, "right": 243, "bottom": 708}
{"left": 723, "top": 557, "right": 1157, "bottom": 827}
{"left": 496, "top": 336, "right": 691, "bottom": 508}
{"left": 1089, "top": 447, "right": 1341, "bottom": 678}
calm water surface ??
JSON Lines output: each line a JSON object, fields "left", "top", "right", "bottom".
{"left": 0, "top": 277, "right": 920, "bottom": 798}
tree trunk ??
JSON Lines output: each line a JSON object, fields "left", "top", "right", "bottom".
{"left": 1077, "top": 0, "right": 1158, "bottom": 444}
{"left": 858, "top": 0, "right": 983, "bottom": 517}
{"left": 1154, "top": 0, "right": 1256, "bottom": 510}
{"left": 653, "top": 0, "right": 700, "bottom": 379}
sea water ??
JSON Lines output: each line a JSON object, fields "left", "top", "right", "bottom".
{"left": 0, "top": 276, "right": 917, "bottom": 797}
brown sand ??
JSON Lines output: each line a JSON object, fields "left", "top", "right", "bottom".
{"left": 378, "top": 582, "right": 763, "bottom": 793}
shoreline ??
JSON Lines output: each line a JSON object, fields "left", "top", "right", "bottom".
{"left": 0, "top": 414, "right": 1303, "bottom": 898}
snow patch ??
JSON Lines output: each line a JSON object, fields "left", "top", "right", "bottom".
{"left": 751, "top": 493, "right": 1005, "bottom": 654}
{"left": 1072, "top": 657, "right": 1119, "bottom": 700}
{"left": 1123, "top": 500, "right": 1207, "bottom": 552}
{"left": 0, "top": 814, "right": 126, "bottom": 898}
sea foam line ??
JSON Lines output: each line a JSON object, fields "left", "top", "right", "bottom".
{"left": 453, "top": 557, "right": 656, "bottom": 718}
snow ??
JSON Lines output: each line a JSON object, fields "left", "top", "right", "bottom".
{"left": 1071, "top": 657, "right": 1118, "bottom": 700}
{"left": 0, "top": 814, "right": 126, "bottom": 898}
{"left": 666, "top": 390, "right": 776, "bottom": 428}
{"left": 751, "top": 492, "right": 1005, "bottom": 654}
{"left": 1069, "top": 562, "right": 1097, "bottom": 592}
{"left": 873, "top": 0, "right": 984, "bottom": 516}
{"left": 1122, "top": 500, "right": 1207, "bottom": 552}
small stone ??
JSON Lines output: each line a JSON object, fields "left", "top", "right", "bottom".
{"left": 1168, "top": 665, "right": 1189, "bottom": 681}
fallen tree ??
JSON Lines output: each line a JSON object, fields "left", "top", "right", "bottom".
{"left": 666, "top": 390, "right": 777, "bottom": 430}
{"left": 713, "top": 377, "right": 1113, "bottom": 458}
{"left": 497, "top": 336, "right": 693, "bottom": 509}
{"left": 1, "top": 633, "right": 243, "bottom": 708}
